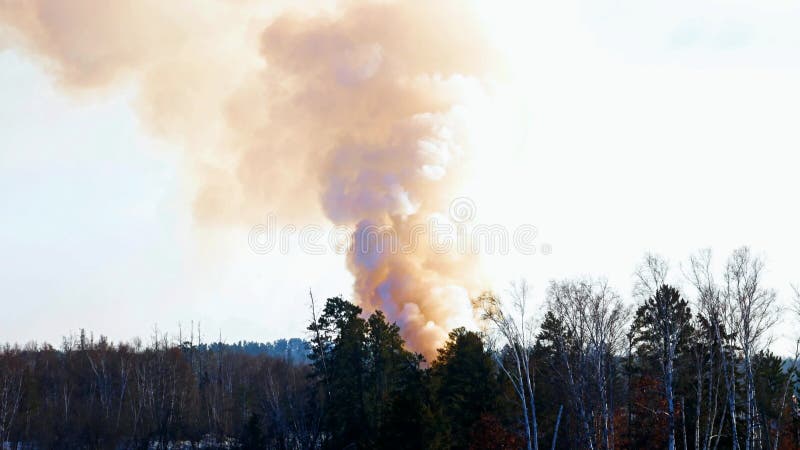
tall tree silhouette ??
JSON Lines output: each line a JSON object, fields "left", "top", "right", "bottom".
{"left": 631, "top": 284, "right": 693, "bottom": 450}
{"left": 432, "top": 327, "right": 501, "bottom": 450}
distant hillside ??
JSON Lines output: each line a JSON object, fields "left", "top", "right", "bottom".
{"left": 193, "top": 338, "right": 310, "bottom": 364}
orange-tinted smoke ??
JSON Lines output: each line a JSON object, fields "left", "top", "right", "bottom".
{"left": 0, "top": 0, "right": 498, "bottom": 358}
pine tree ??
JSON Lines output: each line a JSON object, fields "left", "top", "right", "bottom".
{"left": 631, "top": 284, "right": 693, "bottom": 450}
{"left": 307, "top": 296, "right": 369, "bottom": 449}
{"left": 432, "top": 327, "right": 501, "bottom": 450}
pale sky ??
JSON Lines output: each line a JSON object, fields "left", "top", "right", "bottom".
{"left": 1, "top": 0, "right": 799, "bottom": 353}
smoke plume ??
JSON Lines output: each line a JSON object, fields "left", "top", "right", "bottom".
{"left": 0, "top": 0, "right": 499, "bottom": 357}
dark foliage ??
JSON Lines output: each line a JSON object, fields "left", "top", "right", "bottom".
{"left": 1, "top": 293, "right": 798, "bottom": 449}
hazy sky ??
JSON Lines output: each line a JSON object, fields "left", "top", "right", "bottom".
{"left": 1, "top": 0, "right": 799, "bottom": 353}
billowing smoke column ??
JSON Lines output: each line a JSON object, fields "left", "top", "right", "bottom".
{"left": 0, "top": 0, "right": 497, "bottom": 358}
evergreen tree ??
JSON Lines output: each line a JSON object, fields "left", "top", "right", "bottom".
{"left": 308, "top": 297, "right": 369, "bottom": 449}
{"left": 366, "top": 310, "right": 425, "bottom": 446}
{"left": 432, "top": 327, "right": 501, "bottom": 450}
{"left": 533, "top": 311, "right": 572, "bottom": 449}
{"left": 308, "top": 297, "right": 430, "bottom": 449}
{"left": 240, "top": 413, "right": 267, "bottom": 450}
{"left": 631, "top": 284, "right": 693, "bottom": 450}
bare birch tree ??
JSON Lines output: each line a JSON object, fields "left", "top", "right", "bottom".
{"left": 0, "top": 348, "right": 24, "bottom": 447}
{"left": 724, "top": 247, "right": 778, "bottom": 450}
{"left": 474, "top": 280, "right": 539, "bottom": 450}
{"left": 546, "top": 278, "right": 630, "bottom": 450}
{"left": 633, "top": 253, "right": 684, "bottom": 450}
{"left": 686, "top": 249, "right": 740, "bottom": 450}
{"left": 772, "top": 284, "right": 800, "bottom": 450}
{"left": 634, "top": 253, "right": 671, "bottom": 301}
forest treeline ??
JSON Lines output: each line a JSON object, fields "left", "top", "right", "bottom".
{"left": 1, "top": 246, "right": 799, "bottom": 449}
